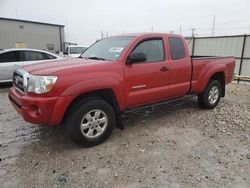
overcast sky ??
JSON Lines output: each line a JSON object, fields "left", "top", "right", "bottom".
{"left": 0, "top": 0, "right": 250, "bottom": 45}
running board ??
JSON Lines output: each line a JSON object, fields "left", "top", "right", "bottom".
{"left": 124, "top": 94, "right": 196, "bottom": 115}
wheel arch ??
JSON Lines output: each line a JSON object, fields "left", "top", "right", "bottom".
{"left": 209, "top": 72, "right": 225, "bottom": 97}
{"left": 62, "top": 88, "right": 124, "bottom": 129}
{"left": 198, "top": 65, "right": 226, "bottom": 97}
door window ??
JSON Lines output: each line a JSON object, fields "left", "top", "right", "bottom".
{"left": 0, "top": 51, "right": 18, "bottom": 62}
{"left": 24, "top": 51, "right": 45, "bottom": 61}
{"left": 131, "top": 39, "right": 164, "bottom": 63}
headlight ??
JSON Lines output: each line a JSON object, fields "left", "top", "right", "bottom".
{"left": 27, "top": 75, "right": 57, "bottom": 94}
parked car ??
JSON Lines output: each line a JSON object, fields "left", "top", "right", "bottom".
{"left": 9, "top": 33, "right": 235, "bottom": 147}
{"left": 0, "top": 48, "right": 61, "bottom": 83}
{"left": 64, "top": 45, "right": 87, "bottom": 58}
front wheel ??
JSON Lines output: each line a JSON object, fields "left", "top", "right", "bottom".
{"left": 65, "top": 98, "right": 116, "bottom": 147}
{"left": 198, "top": 80, "right": 222, "bottom": 109}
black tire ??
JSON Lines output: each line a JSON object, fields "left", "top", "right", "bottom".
{"left": 65, "top": 98, "right": 115, "bottom": 147}
{"left": 198, "top": 80, "right": 222, "bottom": 109}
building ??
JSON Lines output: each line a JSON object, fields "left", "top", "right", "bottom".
{"left": 0, "top": 17, "right": 65, "bottom": 53}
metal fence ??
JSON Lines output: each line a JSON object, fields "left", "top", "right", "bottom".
{"left": 186, "top": 35, "right": 250, "bottom": 81}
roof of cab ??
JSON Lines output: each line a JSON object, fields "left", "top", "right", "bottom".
{"left": 110, "top": 32, "right": 183, "bottom": 38}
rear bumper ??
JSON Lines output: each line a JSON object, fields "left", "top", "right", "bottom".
{"left": 8, "top": 87, "right": 74, "bottom": 126}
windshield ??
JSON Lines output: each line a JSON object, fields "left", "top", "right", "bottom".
{"left": 70, "top": 47, "right": 87, "bottom": 54}
{"left": 81, "top": 36, "right": 134, "bottom": 61}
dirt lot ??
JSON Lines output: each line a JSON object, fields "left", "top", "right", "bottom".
{"left": 0, "top": 83, "right": 249, "bottom": 188}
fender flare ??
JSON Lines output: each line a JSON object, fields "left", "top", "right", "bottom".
{"left": 197, "top": 64, "right": 225, "bottom": 93}
{"left": 61, "top": 77, "right": 125, "bottom": 110}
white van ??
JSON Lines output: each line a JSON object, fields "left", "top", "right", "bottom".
{"left": 64, "top": 45, "right": 87, "bottom": 58}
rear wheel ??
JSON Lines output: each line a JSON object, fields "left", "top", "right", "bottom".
{"left": 65, "top": 98, "right": 115, "bottom": 147}
{"left": 198, "top": 80, "right": 222, "bottom": 109}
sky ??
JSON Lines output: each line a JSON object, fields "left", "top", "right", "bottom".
{"left": 0, "top": 0, "right": 250, "bottom": 45}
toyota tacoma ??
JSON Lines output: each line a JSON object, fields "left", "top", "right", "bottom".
{"left": 9, "top": 33, "right": 235, "bottom": 146}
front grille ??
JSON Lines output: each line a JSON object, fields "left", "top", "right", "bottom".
{"left": 13, "top": 72, "right": 25, "bottom": 93}
{"left": 13, "top": 69, "right": 29, "bottom": 94}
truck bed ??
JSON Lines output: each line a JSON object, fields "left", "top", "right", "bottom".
{"left": 190, "top": 56, "right": 236, "bottom": 93}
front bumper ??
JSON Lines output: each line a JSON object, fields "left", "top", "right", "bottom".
{"left": 8, "top": 87, "right": 73, "bottom": 126}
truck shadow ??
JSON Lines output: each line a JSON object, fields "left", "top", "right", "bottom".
{"left": 21, "top": 97, "right": 200, "bottom": 152}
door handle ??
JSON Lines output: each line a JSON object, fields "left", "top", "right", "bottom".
{"left": 160, "top": 66, "right": 169, "bottom": 72}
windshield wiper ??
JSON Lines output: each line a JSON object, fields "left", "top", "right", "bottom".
{"left": 87, "top": 56, "right": 107, "bottom": 61}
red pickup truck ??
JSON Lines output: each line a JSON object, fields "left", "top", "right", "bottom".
{"left": 9, "top": 33, "right": 235, "bottom": 146}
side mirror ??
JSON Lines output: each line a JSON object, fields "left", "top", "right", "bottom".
{"left": 63, "top": 51, "right": 68, "bottom": 55}
{"left": 126, "top": 52, "right": 147, "bottom": 64}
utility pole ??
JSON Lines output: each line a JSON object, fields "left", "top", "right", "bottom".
{"left": 179, "top": 26, "right": 182, "bottom": 35}
{"left": 189, "top": 28, "right": 196, "bottom": 37}
{"left": 211, "top": 15, "right": 216, "bottom": 36}
{"left": 65, "top": 18, "right": 70, "bottom": 42}
{"left": 101, "top": 30, "right": 104, "bottom": 39}
{"left": 190, "top": 28, "right": 196, "bottom": 56}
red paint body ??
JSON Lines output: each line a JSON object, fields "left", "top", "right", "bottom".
{"left": 8, "top": 33, "right": 235, "bottom": 126}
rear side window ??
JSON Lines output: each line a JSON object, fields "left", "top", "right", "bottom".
{"left": 169, "top": 37, "right": 185, "bottom": 60}
{"left": 132, "top": 39, "right": 164, "bottom": 63}
{"left": 0, "top": 51, "right": 18, "bottom": 62}
{"left": 24, "top": 51, "right": 45, "bottom": 61}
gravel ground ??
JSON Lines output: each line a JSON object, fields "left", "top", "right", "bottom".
{"left": 0, "top": 83, "right": 249, "bottom": 188}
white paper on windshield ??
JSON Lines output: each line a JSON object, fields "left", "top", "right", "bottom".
{"left": 109, "top": 47, "right": 123, "bottom": 53}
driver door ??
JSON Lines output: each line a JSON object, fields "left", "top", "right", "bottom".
{"left": 124, "top": 38, "right": 170, "bottom": 107}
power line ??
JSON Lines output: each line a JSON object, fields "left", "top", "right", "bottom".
{"left": 218, "top": 17, "right": 250, "bottom": 26}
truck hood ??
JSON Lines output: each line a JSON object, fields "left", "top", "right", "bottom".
{"left": 22, "top": 58, "right": 112, "bottom": 75}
